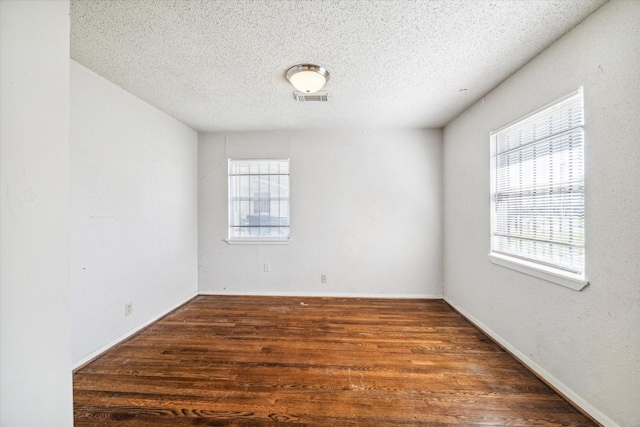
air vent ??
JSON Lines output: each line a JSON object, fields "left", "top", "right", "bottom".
{"left": 293, "top": 91, "right": 329, "bottom": 102}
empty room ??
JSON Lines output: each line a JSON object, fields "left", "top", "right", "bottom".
{"left": 1, "top": 0, "right": 639, "bottom": 426}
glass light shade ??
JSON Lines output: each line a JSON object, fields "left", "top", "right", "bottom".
{"left": 286, "top": 64, "right": 330, "bottom": 94}
{"left": 288, "top": 70, "right": 327, "bottom": 93}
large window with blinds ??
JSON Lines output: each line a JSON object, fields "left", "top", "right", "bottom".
{"left": 489, "top": 88, "right": 587, "bottom": 290}
{"left": 228, "top": 159, "right": 290, "bottom": 242}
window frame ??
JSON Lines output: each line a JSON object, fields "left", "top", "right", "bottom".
{"left": 225, "top": 158, "right": 291, "bottom": 245}
{"left": 489, "top": 88, "right": 588, "bottom": 291}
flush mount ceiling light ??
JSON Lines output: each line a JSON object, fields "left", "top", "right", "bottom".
{"left": 286, "top": 64, "right": 330, "bottom": 94}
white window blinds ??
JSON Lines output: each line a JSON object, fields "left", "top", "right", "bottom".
{"left": 228, "top": 159, "right": 290, "bottom": 240}
{"left": 490, "top": 88, "right": 585, "bottom": 279}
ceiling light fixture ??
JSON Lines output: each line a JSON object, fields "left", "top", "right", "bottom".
{"left": 286, "top": 64, "right": 330, "bottom": 94}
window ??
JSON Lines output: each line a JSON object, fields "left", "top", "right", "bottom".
{"left": 489, "top": 88, "right": 587, "bottom": 290}
{"left": 227, "top": 159, "right": 290, "bottom": 243}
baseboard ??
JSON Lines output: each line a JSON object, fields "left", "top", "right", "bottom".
{"left": 197, "top": 290, "right": 443, "bottom": 299}
{"left": 72, "top": 292, "right": 198, "bottom": 371}
{"left": 443, "top": 297, "right": 618, "bottom": 427}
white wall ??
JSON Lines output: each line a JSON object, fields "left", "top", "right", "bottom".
{"left": 443, "top": 2, "right": 639, "bottom": 426}
{"left": 199, "top": 129, "right": 442, "bottom": 298}
{"left": 70, "top": 61, "right": 199, "bottom": 365}
{"left": 0, "top": 1, "right": 74, "bottom": 426}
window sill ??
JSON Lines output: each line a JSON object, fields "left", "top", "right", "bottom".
{"left": 488, "top": 252, "right": 589, "bottom": 291}
{"left": 225, "top": 238, "right": 292, "bottom": 245}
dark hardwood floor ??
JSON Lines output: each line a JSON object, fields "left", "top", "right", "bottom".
{"left": 74, "top": 295, "right": 597, "bottom": 426}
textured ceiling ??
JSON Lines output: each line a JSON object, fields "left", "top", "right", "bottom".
{"left": 71, "top": 0, "right": 606, "bottom": 132}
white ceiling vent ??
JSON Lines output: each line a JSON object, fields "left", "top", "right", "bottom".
{"left": 293, "top": 91, "right": 329, "bottom": 102}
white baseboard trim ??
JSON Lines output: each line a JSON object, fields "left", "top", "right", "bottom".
{"left": 197, "top": 290, "right": 443, "bottom": 299}
{"left": 72, "top": 292, "right": 198, "bottom": 370}
{"left": 443, "top": 297, "right": 618, "bottom": 427}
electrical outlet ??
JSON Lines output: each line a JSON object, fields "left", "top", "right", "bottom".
{"left": 321, "top": 274, "right": 327, "bottom": 283}
{"left": 125, "top": 302, "right": 133, "bottom": 316}
{"left": 264, "top": 263, "right": 270, "bottom": 272}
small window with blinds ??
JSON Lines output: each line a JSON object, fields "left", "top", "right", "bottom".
{"left": 489, "top": 88, "right": 587, "bottom": 290}
{"left": 227, "top": 159, "right": 290, "bottom": 243}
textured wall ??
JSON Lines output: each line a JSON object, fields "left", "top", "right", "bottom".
{"left": 443, "top": 2, "right": 639, "bottom": 426}
{"left": 70, "top": 61, "right": 199, "bottom": 365}
{"left": 0, "top": 1, "right": 73, "bottom": 425}
{"left": 199, "top": 129, "right": 443, "bottom": 298}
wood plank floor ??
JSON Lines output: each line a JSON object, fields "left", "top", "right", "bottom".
{"left": 74, "top": 295, "right": 597, "bottom": 426}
